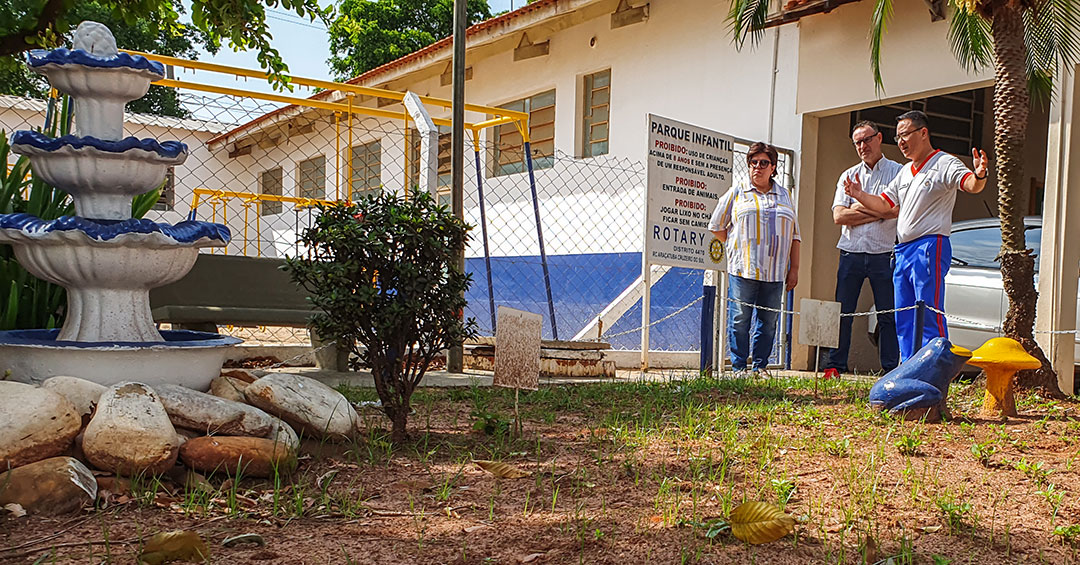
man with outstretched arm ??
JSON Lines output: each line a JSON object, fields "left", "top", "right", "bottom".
{"left": 844, "top": 110, "right": 989, "bottom": 361}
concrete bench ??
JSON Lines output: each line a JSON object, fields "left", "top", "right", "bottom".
{"left": 150, "top": 254, "right": 314, "bottom": 332}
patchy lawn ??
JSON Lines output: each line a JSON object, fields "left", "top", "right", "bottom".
{"left": 2, "top": 374, "right": 1079, "bottom": 564}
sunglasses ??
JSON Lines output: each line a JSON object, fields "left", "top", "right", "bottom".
{"left": 749, "top": 159, "right": 773, "bottom": 169}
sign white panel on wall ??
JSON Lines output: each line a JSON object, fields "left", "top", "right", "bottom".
{"left": 644, "top": 114, "right": 734, "bottom": 271}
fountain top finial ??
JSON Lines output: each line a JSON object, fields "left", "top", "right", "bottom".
{"left": 72, "top": 21, "right": 118, "bottom": 58}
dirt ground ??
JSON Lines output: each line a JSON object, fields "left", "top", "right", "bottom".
{"left": 2, "top": 374, "right": 1079, "bottom": 564}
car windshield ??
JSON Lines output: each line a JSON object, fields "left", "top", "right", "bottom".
{"left": 950, "top": 224, "right": 1042, "bottom": 271}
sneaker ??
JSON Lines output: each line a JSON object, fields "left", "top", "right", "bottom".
{"left": 753, "top": 368, "right": 772, "bottom": 379}
{"left": 732, "top": 368, "right": 752, "bottom": 379}
{"left": 823, "top": 368, "right": 841, "bottom": 380}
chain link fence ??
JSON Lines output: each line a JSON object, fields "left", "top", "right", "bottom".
{"left": 2, "top": 89, "right": 795, "bottom": 355}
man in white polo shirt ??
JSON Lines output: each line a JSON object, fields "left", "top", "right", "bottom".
{"left": 845, "top": 110, "right": 988, "bottom": 361}
{"left": 824, "top": 121, "right": 901, "bottom": 377}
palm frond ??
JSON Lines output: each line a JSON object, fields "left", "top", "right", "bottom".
{"left": 1024, "top": 0, "right": 1080, "bottom": 102}
{"left": 870, "top": 0, "right": 895, "bottom": 96}
{"left": 947, "top": 1, "right": 993, "bottom": 73}
{"left": 728, "top": 0, "right": 772, "bottom": 50}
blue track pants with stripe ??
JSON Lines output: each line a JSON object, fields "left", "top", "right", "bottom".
{"left": 894, "top": 234, "right": 951, "bottom": 361}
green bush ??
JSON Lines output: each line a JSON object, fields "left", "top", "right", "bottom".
{"left": 285, "top": 191, "right": 476, "bottom": 443}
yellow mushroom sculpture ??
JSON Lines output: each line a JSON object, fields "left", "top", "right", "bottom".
{"left": 967, "top": 338, "right": 1041, "bottom": 418}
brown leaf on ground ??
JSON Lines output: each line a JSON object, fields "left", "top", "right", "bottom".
{"left": 138, "top": 530, "right": 210, "bottom": 564}
{"left": 729, "top": 502, "right": 796, "bottom": 544}
{"left": 474, "top": 460, "right": 530, "bottom": 479}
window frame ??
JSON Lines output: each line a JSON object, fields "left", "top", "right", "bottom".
{"left": 348, "top": 140, "right": 382, "bottom": 201}
{"left": 259, "top": 167, "right": 283, "bottom": 216}
{"left": 581, "top": 69, "right": 610, "bottom": 158}
{"left": 296, "top": 154, "right": 326, "bottom": 200}
{"left": 492, "top": 89, "right": 556, "bottom": 177}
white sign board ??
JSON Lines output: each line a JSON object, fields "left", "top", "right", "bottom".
{"left": 644, "top": 114, "right": 734, "bottom": 270}
{"left": 798, "top": 298, "right": 841, "bottom": 349}
{"left": 493, "top": 307, "right": 542, "bottom": 391}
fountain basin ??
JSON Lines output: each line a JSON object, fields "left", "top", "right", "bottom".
{"left": 0, "top": 330, "right": 242, "bottom": 390}
{"left": 28, "top": 48, "right": 165, "bottom": 140}
{"left": 0, "top": 215, "right": 230, "bottom": 342}
{"left": 12, "top": 132, "right": 187, "bottom": 220}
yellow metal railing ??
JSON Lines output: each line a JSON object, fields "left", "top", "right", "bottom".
{"left": 190, "top": 188, "right": 334, "bottom": 257}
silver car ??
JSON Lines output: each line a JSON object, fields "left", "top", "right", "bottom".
{"left": 870, "top": 216, "right": 1077, "bottom": 358}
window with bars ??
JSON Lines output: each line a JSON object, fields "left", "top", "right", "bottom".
{"left": 349, "top": 140, "right": 381, "bottom": 200}
{"left": 152, "top": 167, "right": 175, "bottom": 211}
{"left": 408, "top": 126, "right": 453, "bottom": 205}
{"left": 259, "top": 167, "right": 283, "bottom": 216}
{"left": 582, "top": 70, "right": 610, "bottom": 158}
{"left": 493, "top": 89, "right": 555, "bottom": 176}
{"left": 297, "top": 155, "right": 326, "bottom": 200}
{"left": 851, "top": 88, "right": 986, "bottom": 157}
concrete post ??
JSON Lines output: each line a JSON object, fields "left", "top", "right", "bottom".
{"left": 1036, "top": 66, "right": 1080, "bottom": 395}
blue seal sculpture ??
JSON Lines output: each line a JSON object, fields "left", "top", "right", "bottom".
{"left": 0, "top": 21, "right": 240, "bottom": 389}
{"left": 869, "top": 338, "right": 972, "bottom": 421}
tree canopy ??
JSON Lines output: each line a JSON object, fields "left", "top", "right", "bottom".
{"left": 327, "top": 0, "right": 492, "bottom": 80}
{"left": 1, "top": 0, "right": 330, "bottom": 88}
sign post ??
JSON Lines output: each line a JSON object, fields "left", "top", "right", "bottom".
{"left": 643, "top": 114, "right": 733, "bottom": 369}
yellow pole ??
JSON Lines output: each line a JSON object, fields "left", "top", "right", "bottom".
{"left": 347, "top": 94, "right": 354, "bottom": 204}
{"left": 242, "top": 201, "right": 250, "bottom": 256}
{"left": 335, "top": 112, "right": 341, "bottom": 202}
{"left": 256, "top": 205, "right": 262, "bottom": 257}
{"left": 403, "top": 110, "right": 411, "bottom": 195}
{"left": 221, "top": 198, "right": 228, "bottom": 255}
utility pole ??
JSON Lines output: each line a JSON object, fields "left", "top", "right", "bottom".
{"left": 447, "top": 0, "right": 467, "bottom": 373}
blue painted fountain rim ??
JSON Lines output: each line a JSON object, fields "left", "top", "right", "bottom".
{"left": 0, "top": 329, "right": 242, "bottom": 349}
{"left": 0, "top": 214, "right": 231, "bottom": 244}
{"left": 12, "top": 131, "right": 187, "bottom": 159}
{"left": 27, "top": 49, "right": 165, "bottom": 77}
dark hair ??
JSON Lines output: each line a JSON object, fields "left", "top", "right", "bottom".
{"left": 896, "top": 110, "right": 929, "bottom": 132}
{"left": 746, "top": 142, "right": 779, "bottom": 179}
{"left": 852, "top": 120, "right": 880, "bottom": 135}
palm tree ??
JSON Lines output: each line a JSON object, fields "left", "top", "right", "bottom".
{"left": 729, "top": 0, "right": 1080, "bottom": 396}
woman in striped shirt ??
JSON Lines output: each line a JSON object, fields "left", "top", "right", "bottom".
{"left": 708, "top": 142, "right": 802, "bottom": 377}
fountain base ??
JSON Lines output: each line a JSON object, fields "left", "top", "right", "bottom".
{"left": 0, "top": 330, "right": 242, "bottom": 389}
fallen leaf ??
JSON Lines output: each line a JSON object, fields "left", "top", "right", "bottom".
{"left": 920, "top": 525, "right": 942, "bottom": 533}
{"left": 139, "top": 530, "right": 210, "bottom": 564}
{"left": 473, "top": 460, "right": 530, "bottom": 479}
{"left": 464, "top": 524, "right": 491, "bottom": 533}
{"left": 222, "top": 533, "right": 266, "bottom": 548}
{"left": 520, "top": 552, "right": 546, "bottom": 563}
{"left": 729, "top": 501, "right": 796, "bottom": 544}
{"left": 316, "top": 469, "right": 338, "bottom": 491}
{"left": 3, "top": 503, "right": 26, "bottom": 517}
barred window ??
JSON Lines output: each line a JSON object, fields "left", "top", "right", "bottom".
{"left": 851, "top": 89, "right": 986, "bottom": 156}
{"left": 259, "top": 167, "right": 283, "bottom": 216}
{"left": 152, "top": 167, "right": 175, "bottom": 211}
{"left": 297, "top": 155, "right": 325, "bottom": 200}
{"left": 349, "top": 140, "right": 381, "bottom": 200}
{"left": 493, "top": 89, "right": 555, "bottom": 176}
{"left": 582, "top": 70, "right": 610, "bottom": 158}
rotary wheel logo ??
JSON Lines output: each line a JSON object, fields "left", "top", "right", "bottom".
{"left": 709, "top": 238, "right": 725, "bottom": 264}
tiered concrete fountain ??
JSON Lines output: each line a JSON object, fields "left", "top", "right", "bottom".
{"left": 0, "top": 22, "right": 240, "bottom": 389}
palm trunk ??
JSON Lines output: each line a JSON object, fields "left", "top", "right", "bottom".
{"left": 991, "top": 5, "right": 1062, "bottom": 396}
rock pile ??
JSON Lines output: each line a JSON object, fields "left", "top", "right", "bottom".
{"left": 0, "top": 372, "right": 359, "bottom": 515}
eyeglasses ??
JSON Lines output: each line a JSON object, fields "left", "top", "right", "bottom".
{"left": 749, "top": 159, "right": 773, "bottom": 169}
{"left": 894, "top": 127, "right": 924, "bottom": 143}
{"left": 853, "top": 133, "right": 878, "bottom": 146}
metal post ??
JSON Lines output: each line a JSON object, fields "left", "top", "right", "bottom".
{"left": 525, "top": 142, "right": 558, "bottom": 340}
{"left": 474, "top": 143, "right": 496, "bottom": 334}
{"left": 915, "top": 300, "right": 926, "bottom": 351}
{"left": 448, "top": 0, "right": 468, "bottom": 373}
{"left": 700, "top": 274, "right": 716, "bottom": 374}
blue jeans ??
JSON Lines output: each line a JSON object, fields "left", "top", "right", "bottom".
{"left": 727, "top": 274, "right": 784, "bottom": 370}
{"left": 825, "top": 251, "right": 899, "bottom": 372}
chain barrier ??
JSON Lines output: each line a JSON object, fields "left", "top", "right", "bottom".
{"left": 593, "top": 296, "right": 705, "bottom": 340}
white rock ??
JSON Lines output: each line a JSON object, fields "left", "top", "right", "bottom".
{"left": 0, "top": 382, "right": 81, "bottom": 469}
{"left": 244, "top": 373, "right": 358, "bottom": 441}
{"left": 41, "top": 376, "right": 106, "bottom": 422}
{"left": 154, "top": 384, "right": 274, "bottom": 437}
{"left": 209, "top": 376, "right": 249, "bottom": 403}
{"left": 82, "top": 382, "right": 178, "bottom": 475}
{"left": 266, "top": 417, "right": 300, "bottom": 451}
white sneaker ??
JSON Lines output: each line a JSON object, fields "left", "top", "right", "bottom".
{"left": 733, "top": 368, "right": 753, "bottom": 379}
{"left": 753, "top": 368, "right": 773, "bottom": 379}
